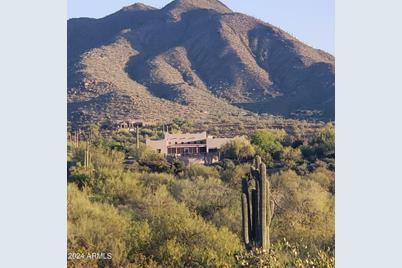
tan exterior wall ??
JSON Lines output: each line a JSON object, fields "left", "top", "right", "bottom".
{"left": 145, "top": 139, "right": 167, "bottom": 154}
{"left": 146, "top": 132, "right": 233, "bottom": 157}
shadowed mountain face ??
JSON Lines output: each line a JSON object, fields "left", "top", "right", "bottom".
{"left": 68, "top": 0, "right": 334, "bottom": 126}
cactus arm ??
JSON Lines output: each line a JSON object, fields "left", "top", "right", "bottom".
{"left": 255, "top": 155, "right": 261, "bottom": 169}
{"left": 241, "top": 193, "right": 250, "bottom": 247}
{"left": 260, "top": 163, "right": 267, "bottom": 250}
{"left": 247, "top": 187, "right": 253, "bottom": 242}
{"left": 270, "top": 199, "right": 275, "bottom": 225}
{"left": 251, "top": 189, "right": 258, "bottom": 246}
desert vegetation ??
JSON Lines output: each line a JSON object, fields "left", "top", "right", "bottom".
{"left": 67, "top": 123, "right": 334, "bottom": 267}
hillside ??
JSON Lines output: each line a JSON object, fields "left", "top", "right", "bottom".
{"left": 68, "top": 0, "right": 334, "bottom": 127}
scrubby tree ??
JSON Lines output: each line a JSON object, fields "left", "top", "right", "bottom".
{"left": 221, "top": 136, "right": 255, "bottom": 161}
{"left": 280, "top": 147, "right": 303, "bottom": 169}
{"left": 128, "top": 143, "right": 171, "bottom": 173}
{"left": 251, "top": 129, "right": 287, "bottom": 160}
{"left": 270, "top": 171, "right": 335, "bottom": 250}
{"left": 306, "top": 167, "right": 335, "bottom": 194}
{"left": 314, "top": 123, "right": 335, "bottom": 152}
{"left": 181, "top": 162, "right": 219, "bottom": 180}
{"left": 219, "top": 160, "right": 250, "bottom": 186}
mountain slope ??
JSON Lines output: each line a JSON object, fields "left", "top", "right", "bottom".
{"left": 68, "top": 0, "right": 334, "bottom": 127}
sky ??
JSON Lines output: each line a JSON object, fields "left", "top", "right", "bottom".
{"left": 68, "top": 0, "right": 334, "bottom": 54}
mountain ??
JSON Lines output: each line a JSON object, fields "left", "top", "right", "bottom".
{"left": 68, "top": 0, "right": 334, "bottom": 127}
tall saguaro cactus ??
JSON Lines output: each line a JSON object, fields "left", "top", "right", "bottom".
{"left": 136, "top": 126, "right": 140, "bottom": 149}
{"left": 84, "top": 146, "right": 90, "bottom": 169}
{"left": 260, "top": 162, "right": 268, "bottom": 249}
{"left": 241, "top": 193, "right": 250, "bottom": 246}
{"left": 241, "top": 156, "right": 274, "bottom": 251}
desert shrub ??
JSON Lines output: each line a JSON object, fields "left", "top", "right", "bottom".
{"left": 87, "top": 124, "right": 101, "bottom": 144}
{"left": 280, "top": 147, "right": 303, "bottom": 169}
{"left": 128, "top": 143, "right": 155, "bottom": 161}
{"left": 301, "top": 124, "right": 335, "bottom": 160}
{"left": 68, "top": 184, "right": 150, "bottom": 268}
{"left": 92, "top": 147, "right": 125, "bottom": 170}
{"left": 300, "top": 143, "right": 316, "bottom": 160}
{"left": 68, "top": 142, "right": 88, "bottom": 164}
{"left": 68, "top": 148, "right": 243, "bottom": 267}
{"left": 181, "top": 162, "right": 219, "bottom": 180}
{"left": 251, "top": 129, "right": 287, "bottom": 160}
{"left": 96, "top": 170, "right": 142, "bottom": 205}
{"left": 312, "top": 123, "right": 335, "bottom": 155}
{"left": 68, "top": 145, "right": 125, "bottom": 192}
{"left": 210, "top": 202, "right": 242, "bottom": 236}
{"left": 127, "top": 144, "right": 172, "bottom": 172}
{"left": 171, "top": 159, "right": 186, "bottom": 176}
{"left": 138, "top": 172, "right": 175, "bottom": 192}
{"left": 132, "top": 186, "right": 242, "bottom": 267}
{"left": 221, "top": 136, "right": 255, "bottom": 161}
{"left": 254, "top": 146, "right": 274, "bottom": 167}
{"left": 140, "top": 128, "right": 156, "bottom": 138}
{"left": 169, "top": 176, "right": 236, "bottom": 219}
{"left": 221, "top": 158, "right": 236, "bottom": 170}
{"left": 70, "top": 166, "right": 141, "bottom": 205}
{"left": 68, "top": 166, "right": 93, "bottom": 189}
{"left": 68, "top": 179, "right": 241, "bottom": 267}
{"left": 220, "top": 161, "right": 250, "bottom": 186}
{"left": 270, "top": 171, "right": 335, "bottom": 250}
{"left": 99, "top": 136, "right": 123, "bottom": 152}
{"left": 293, "top": 161, "right": 309, "bottom": 176}
{"left": 306, "top": 167, "right": 335, "bottom": 194}
{"left": 171, "top": 118, "right": 193, "bottom": 133}
{"left": 235, "top": 239, "right": 334, "bottom": 268}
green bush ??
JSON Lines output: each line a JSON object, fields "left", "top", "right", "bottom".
{"left": 68, "top": 184, "right": 150, "bottom": 267}
{"left": 133, "top": 186, "right": 242, "bottom": 267}
{"left": 170, "top": 176, "right": 237, "bottom": 219}
{"left": 270, "top": 171, "right": 335, "bottom": 250}
{"left": 306, "top": 167, "right": 335, "bottom": 194}
{"left": 221, "top": 136, "right": 255, "bottom": 161}
{"left": 312, "top": 123, "right": 335, "bottom": 156}
{"left": 127, "top": 144, "right": 171, "bottom": 173}
{"left": 235, "top": 239, "right": 334, "bottom": 268}
{"left": 220, "top": 161, "right": 250, "bottom": 186}
{"left": 301, "top": 124, "right": 335, "bottom": 160}
{"left": 181, "top": 162, "right": 219, "bottom": 180}
{"left": 280, "top": 147, "right": 303, "bottom": 169}
{"left": 251, "top": 129, "right": 287, "bottom": 160}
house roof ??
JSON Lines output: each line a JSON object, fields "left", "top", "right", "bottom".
{"left": 207, "top": 137, "right": 230, "bottom": 149}
{"left": 165, "top": 132, "right": 207, "bottom": 143}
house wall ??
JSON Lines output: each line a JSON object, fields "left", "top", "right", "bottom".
{"left": 146, "top": 132, "right": 233, "bottom": 160}
{"left": 145, "top": 139, "right": 167, "bottom": 154}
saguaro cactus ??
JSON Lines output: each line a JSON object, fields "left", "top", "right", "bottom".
{"left": 84, "top": 144, "right": 90, "bottom": 169}
{"left": 241, "top": 193, "right": 250, "bottom": 247}
{"left": 241, "top": 156, "right": 274, "bottom": 251}
{"left": 260, "top": 162, "right": 267, "bottom": 249}
{"left": 136, "top": 126, "right": 140, "bottom": 149}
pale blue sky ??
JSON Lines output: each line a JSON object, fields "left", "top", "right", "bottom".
{"left": 68, "top": 0, "right": 334, "bottom": 54}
